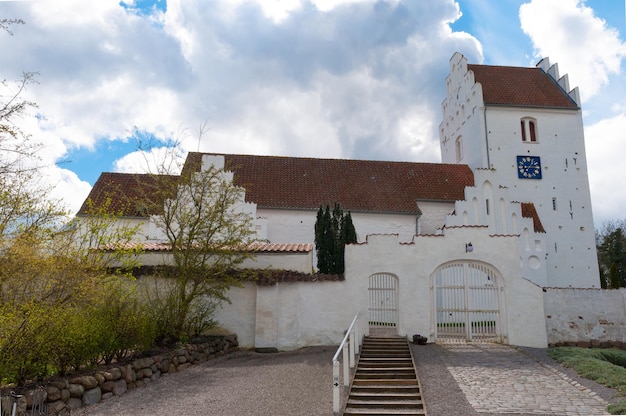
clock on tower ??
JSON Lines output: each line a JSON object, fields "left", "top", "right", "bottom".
{"left": 517, "top": 156, "right": 542, "bottom": 179}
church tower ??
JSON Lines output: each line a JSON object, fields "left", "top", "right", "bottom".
{"left": 439, "top": 52, "right": 600, "bottom": 288}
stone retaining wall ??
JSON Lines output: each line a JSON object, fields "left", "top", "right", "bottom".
{"left": 544, "top": 287, "right": 626, "bottom": 347}
{"left": 5, "top": 334, "right": 238, "bottom": 414}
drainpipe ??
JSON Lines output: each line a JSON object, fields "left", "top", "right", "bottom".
{"left": 483, "top": 106, "right": 491, "bottom": 169}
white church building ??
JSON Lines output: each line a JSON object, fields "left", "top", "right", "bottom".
{"left": 78, "top": 53, "right": 601, "bottom": 350}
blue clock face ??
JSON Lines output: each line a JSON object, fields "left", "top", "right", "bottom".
{"left": 517, "top": 156, "right": 542, "bottom": 179}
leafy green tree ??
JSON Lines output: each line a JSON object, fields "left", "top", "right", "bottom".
{"left": 314, "top": 203, "right": 358, "bottom": 274}
{"left": 135, "top": 149, "right": 258, "bottom": 343}
{"left": 610, "top": 263, "right": 621, "bottom": 290}
{"left": 315, "top": 205, "right": 333, "bottom": 274}
{"left": 597, "top": 221, "right": 626, "bottom": 288}
{"left": 0, "top": 20, "right": 153, "bottom": 384}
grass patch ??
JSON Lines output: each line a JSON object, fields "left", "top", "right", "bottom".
{"left": 548, "top": 347, "right": 626, "bottom": 395}
{"left": 608, "top": 400, "right": 626, "bottom": 415}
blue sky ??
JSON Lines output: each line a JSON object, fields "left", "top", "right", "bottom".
{"left": 1, "top": 0, "right": 625, "bottom": 226}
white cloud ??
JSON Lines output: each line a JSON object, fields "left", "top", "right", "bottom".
{"left": 114, "top": 146, "right": 186, "bottom": 175}
{"left": 0, "top": 0, "right": 484, "bottom": 215}
{"left": 519, "top": 0, "right": 626, "bottom": 101}
{"left": 586, "top": 114, "right": 626, "bottom": 224}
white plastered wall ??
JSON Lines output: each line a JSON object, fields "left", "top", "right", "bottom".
{"left": 346, "top": 228, "right": 547, "bottom": 348}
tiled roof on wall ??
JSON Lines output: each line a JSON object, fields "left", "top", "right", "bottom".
{"left": 521, "top": 202, "right": 546, "bottom": 233}
{"left": 80, "top": 153, "right": 474, "bottom": 216}
{"left": 77, "top": 172, "right": 178, "bottom": 217}
{"left": 183, "top": 152, "right": 474, "bottom": 214}
{"left": 97, "top": 242, "right": 312, "bottom": 253}
{"left": 468, "top": 64, "right": 578, "bottom": 109}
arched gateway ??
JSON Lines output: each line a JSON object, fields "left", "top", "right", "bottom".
{"left": 368, "top": 273, "right": 399, "bottom": 332}
{"left": 432, "top": 261, "right": 505, "bottom": 343}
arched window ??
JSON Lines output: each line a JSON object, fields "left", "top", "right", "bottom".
{"left": 455, "top": 136, "right": 463, "bottom": 162}
{"left": 520, "top": 117, "right": 538, "bottom": 142}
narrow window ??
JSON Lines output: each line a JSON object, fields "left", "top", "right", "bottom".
{"left": 552, "top": 197, "right": 557, "bottom": 211}
{"left": 529, "top": 120, "right": 536, "bottom": 142}
{"left": 455, "top": 136, "right": 463, "bottom": 162}
{"left": 485, "top": 199, "right": 490, "bottom": 215}
{"left": 520, "top": 117, "right": 538, "bottom": 142}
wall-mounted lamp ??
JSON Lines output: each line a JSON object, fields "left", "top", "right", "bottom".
{"left": 465, "top": 242, "right": 473, "bottom": 253}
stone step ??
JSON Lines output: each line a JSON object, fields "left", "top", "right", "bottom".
{"left": 346, "top": 399, "right": 424, "bottom": 408}
{"left": 352, "top": 379, "right": 420, "bottom": 386}
{"left": 360, "top": 351, "right": 412, "bottom": 358}
{"left": 343, "top": 409, "right": 426, "bottom": 416}
{"left": 357, "top": 366, "right": 415, "bottom": 378}
{"left": 344, "top": 401, "right": 426, "bottom": 416}
{"left": 343, "top": 409, "right": 427, "bottom": 415}
{"left": 350, "top": 391, "right": 421, "bottom": 400}
{"left": 357, "top": 360, "right": 414, "bottom": 368}
{"left": 350, "top": 383, "right": 420, "bottom": 394}
{"left": 343, "top": 336, "right": 425, "bottom": 416}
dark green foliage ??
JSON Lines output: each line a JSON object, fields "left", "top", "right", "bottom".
{"left": 610, "top": 263, "right": 621, "bottom": 289}
{"left": 597, "top": 222, "right": 626, "bottom": 288}
{"left": 314, "top": 203, "right": 358, "bottom": 274}
{"left": 548, "top": 347, "right": 626, "bottom": 395}
{"left": 608, "top": 401, "right": 626, "bottom": 414}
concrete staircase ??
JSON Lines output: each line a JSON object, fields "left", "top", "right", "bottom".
{"left": 343, "top": 336, "right": 426, "bottom": 416}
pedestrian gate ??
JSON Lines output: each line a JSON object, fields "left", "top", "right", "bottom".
{"left": 432, "top": 262, "right": 503, "bottom": 343}
{"left": 368, "top": 273, "right": 398, "bottom": 329}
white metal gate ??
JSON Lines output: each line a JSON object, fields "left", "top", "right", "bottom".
{"left": 432, "top": 262, "right": 503, "bottom": 343}
{"left": 368, "top": 273, "right": 398, "bottom": 329}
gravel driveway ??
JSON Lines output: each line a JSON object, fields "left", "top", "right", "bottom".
{"left": 72, "top": 342, "right": 622, "bottom": 416}
{"left": 72, "top": 347, "right": 334, "bottom": 416}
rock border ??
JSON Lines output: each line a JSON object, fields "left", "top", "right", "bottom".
{"left": 3, "top": 334, "right": 238, "bottom": 414}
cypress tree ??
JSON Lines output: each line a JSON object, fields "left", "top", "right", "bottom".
{"left": 314, "top": 203, "right": 358, "bottom": 274}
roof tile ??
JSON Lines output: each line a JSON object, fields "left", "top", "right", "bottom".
{"left": 468, "top": 64, "right": 578, "bottom": 109}
{"left": 184, "top": 152, "right": 474, "bottom": 214}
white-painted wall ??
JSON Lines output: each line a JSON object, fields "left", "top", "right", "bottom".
{"left": 445, "top": 169, "right": 549, "bottom": 287}
{"left": 544, "top": 288, "right": 626, "bottom": 345}
{"left": 215, "top": 227, "right": 547, "bottom": 350}
{"left": 347, "top": 229, "right": 546, "bottom": 348}
{"left": 415, "top": 201, "right": 455, "bottom": 234}
{"left": 439, "top": 53, "right": 599, "bottom": 288}
{"left": 213, "top": 279, "right": 365, "bottom": 349}
{"left": 257, "top": 208, "right": 420, "bottom": 244}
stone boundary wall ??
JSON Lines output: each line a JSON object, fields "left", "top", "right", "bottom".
{"left": 544, "top": 288, "right": 626, "bottom": 347}
{"left": 3, "top": 334, "right": 238, "bottom": 414}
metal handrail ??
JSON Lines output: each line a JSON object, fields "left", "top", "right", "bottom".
{"left": 0, "top": 391, "right": 21, "bottom": 416}
{"left": 332, "top": 312, "right": 361, "bottom": 415}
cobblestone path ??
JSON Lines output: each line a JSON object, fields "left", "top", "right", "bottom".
{"left": 442, "top": 344, "right": 610, "bottom": 415}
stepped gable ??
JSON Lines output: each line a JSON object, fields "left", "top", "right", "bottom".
{"left": 183, "top": 152, "right": 474, "bottom": 214}
{"left": 468, "top": 63, "right": 579, "bottom": 109}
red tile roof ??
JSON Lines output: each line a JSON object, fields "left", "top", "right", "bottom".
{"left": 97, "top": 242, "right": 313, "bottom": 253}
{"left": 79, "top": 153, "right": 474, "bottom": 216}
{"left": 468, "top": 64, "right": 578, "bottom": 109}
{"left": 77, "top": 172, "right": 178, "bottom": 217}
{"left": 183, "top": 152, "right": 474, "bottom": 214}
{"left": 521, "top": 202, "right": 546, "bottom": 233}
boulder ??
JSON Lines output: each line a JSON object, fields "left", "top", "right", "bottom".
{"left": 46, "top": 386, "right": 61, "bottom": 402}
{"left": 82, "top": 387, "right": 102, "bottom": 406}
{"left": 68, "top": 384, "right": 85, "bottom": 398}
{"left": 71, "top": 375, "right": 99, "bottom": 389}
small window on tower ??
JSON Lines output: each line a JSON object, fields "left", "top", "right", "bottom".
{"left": 455, "top": 136, "right": 463, "bottom": 162}
{"left": 520, "top": 117, "right": 538, "bottom": 142}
